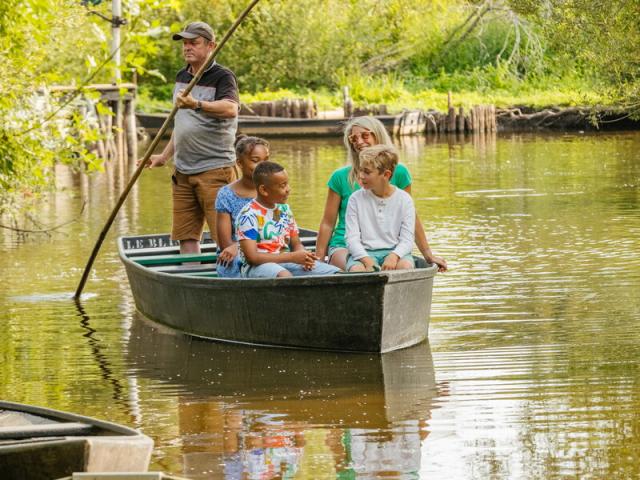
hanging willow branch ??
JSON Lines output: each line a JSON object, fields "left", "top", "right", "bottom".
{"left": 434, "top": 0, "right": 494, "bottom": 65}
{"left": 0, "top": 202, "right": 86, "bottom": 235}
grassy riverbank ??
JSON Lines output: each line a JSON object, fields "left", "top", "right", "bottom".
{"left": 138, "top": 73, "right": 610, "bottom": 114}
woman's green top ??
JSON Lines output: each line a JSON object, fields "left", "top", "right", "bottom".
{"left": 326, "top": 164, "right": 412, "bottom": 248}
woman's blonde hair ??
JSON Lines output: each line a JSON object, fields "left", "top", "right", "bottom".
{"left": 343, "top": 116, "right": 393, "bottom": 186}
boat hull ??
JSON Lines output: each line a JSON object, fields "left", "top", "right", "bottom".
{"left": 119, "top": 234, "right": 437, "bottom": 353}
{"left": 0, "top": 401, "right": 153, "bottom": 480}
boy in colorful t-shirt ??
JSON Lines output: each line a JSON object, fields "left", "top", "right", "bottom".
{"left": 236, "top": 161, "right": 341, "bottom": 278}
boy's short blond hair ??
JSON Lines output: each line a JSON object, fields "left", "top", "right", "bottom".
{"left": 358, "top": 145, "right": 399, "bottom": 175}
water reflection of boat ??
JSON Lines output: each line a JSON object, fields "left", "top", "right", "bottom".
{"left": 128, "top": 317, "right": 438, "bottom": 426}
{"left": 118, "top": 230, "right": 437, "bottom": 353}
{"left": 0, "top": 401, "right": 153, "bottom": 479}
{"left": 127, "top": 317, "right": 439, "bottom": 479}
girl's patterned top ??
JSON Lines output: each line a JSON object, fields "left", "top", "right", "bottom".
{"left": 215, "top": 184, "right": 253, "bottom": 242}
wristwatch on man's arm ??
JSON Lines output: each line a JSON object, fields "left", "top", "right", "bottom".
{"left": 194, "top": 100, "right": 202, "bottom": 112}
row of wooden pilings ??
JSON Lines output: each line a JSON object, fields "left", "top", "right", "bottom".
{"left": 240, "top": 98, "right": 318, "bottom": 118}
{"left": 50, "top": 83, "right": 138, "bottom": 163}
{"left": 241, "top": 98, "right": 498, "bottom": 135}
{"left": 426, "top": 105, "right": 497, "bottom": 134}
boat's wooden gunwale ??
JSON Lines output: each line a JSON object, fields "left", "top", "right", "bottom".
{"left": 0, "top": 401, "right": 154, "bottom": 478}
{"left": 0, "top": 401, "right": 141, "bottom": 438}
{"left": 121, "top": 246, "right": 392, "bottom": 286}
{"left": 122, "top": 235, "right": 316, "bottom": 258}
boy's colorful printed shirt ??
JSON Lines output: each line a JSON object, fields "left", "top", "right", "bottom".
{"left": 236, "top": 200, "right": 299, "bottom": 263}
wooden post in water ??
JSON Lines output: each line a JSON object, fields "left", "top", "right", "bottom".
{"left": 447, "top": 107, "right": 456, "bottom": 133}
{"left": 125, "top": 97, "right": 137, "bottom": 162}
{"left": 464, "top": 113, "right": 471, "bottom": 132}
{"left": 284, "top": 98, "right": 291, "bottom": 118}
{"left": 438, "top": 113, "right": 447, "bottom": 134}
{"left": 485, "top": 105, "right": 490, "bottom": 132}
{"left": 490, "top": 105, "right": 497, "bottom": 132}
{"left": 126, "top": 73, "right": 138, "bottom": 163}
{"left": 425, "top": 114, "right": 437, "bottom": 135}
{"left": 309, "top": 98, "right": 317, "bottom": 118}
{"left": 343, "top": 86, "right": 353, "bottom": 118}
{"left": 457, "top": 106, "right": 465, "bottom": 133}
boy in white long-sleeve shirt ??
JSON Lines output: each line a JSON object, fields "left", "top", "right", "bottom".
{"left": 345, "top": 145, "right": 416, "bottom": 272}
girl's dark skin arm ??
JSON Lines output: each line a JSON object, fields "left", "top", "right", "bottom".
{"left": 216, "top": 211, "right": 237, "bottom": 266}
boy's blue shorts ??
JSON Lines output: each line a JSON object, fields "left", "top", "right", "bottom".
{"left": 346, "top": 248, "right": 415, "bottom": 271}
{"left": 241, "top": 261, "right": 340, "bottom": 278}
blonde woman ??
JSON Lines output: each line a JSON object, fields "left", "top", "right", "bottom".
{"left": 316, "top": 116, "right": 447, "bottom": 271}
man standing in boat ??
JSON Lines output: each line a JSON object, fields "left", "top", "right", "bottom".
{"left": 146, "top": 21, "right": 239, "bottom": 254}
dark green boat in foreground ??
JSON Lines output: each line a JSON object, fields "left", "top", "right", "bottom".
{"left": 118, "top": 230, "right": 437, "bottom": 353}
{"left": 0, "top": 401, "right": 153, "bottom": 479}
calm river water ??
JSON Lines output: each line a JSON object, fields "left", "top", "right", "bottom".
{"left": 1, "top": 131, "right": 640, "bottom": 479}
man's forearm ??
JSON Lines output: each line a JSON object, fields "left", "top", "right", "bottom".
{"left": 161, "top": 135, "right": 175, "bottom": 160}
{"left": 201, "top": 99, "right": 238, "bottom": 119}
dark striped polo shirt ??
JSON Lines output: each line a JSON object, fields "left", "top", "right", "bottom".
{"left": 173, "top": 62, "right": 239, "bottom": 174}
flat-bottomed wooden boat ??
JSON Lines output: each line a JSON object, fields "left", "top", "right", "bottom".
{"left": 136, "top": 111, "right": 427, "bottom": 138}
{"left": 0, "top": 401, "right": 153, "bottom": 480}
{"left": 118, "top": 230, "right": 437, "bottom": 353}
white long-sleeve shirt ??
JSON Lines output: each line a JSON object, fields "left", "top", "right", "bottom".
{"left": 345, "top": 187, "right": 416, "bottom": 260}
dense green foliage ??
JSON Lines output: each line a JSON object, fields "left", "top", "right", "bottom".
{"left": 1, "top": 0, "right": 639, "bottom": 215}
{"left": 508, "top": 0, "right": 640, "bottom": 109}
{"left": 138, "top": 0, "right": 630, "bottom": 112}
{"left": 0, "top": 0, "right": 97, "bottom": 215}
{"left": 142, "top": 0, "right": 550, "bottom": 100}
{"left": 0, "top": 0, "right": 171, "bottom": 215}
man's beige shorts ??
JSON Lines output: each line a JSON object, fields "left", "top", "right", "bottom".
{"left": 171, "top": 166, "right": 237, "bottom": 242}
